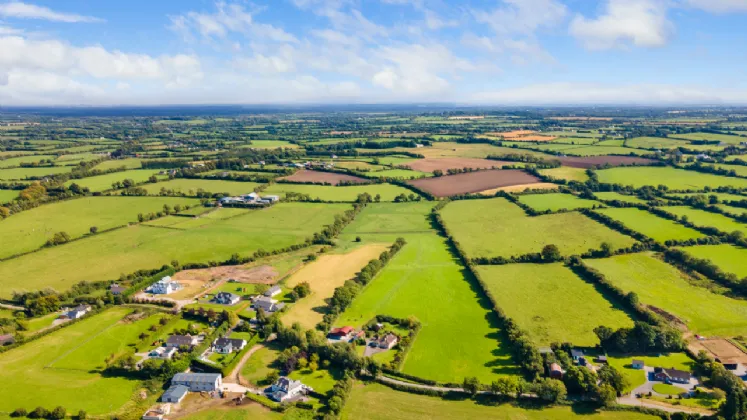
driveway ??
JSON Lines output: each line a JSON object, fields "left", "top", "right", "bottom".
{"left": 629, "top": 367, "right": 698, "bottom": 398}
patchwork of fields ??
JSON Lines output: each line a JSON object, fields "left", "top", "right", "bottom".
{"left": 595, "top": 207, "right": 704, "bottom": 242}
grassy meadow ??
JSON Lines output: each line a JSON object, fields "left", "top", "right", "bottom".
{"left": 0, "top": 166, "right": 73, "bottom": 180}
{"left": 595, "top": 208, "right": 704, "bottom": 242}
{"left": 678, "top": 244, "right": 747, "bottom": 278}
{"left": 594, "top": 192, "right": 648, "bottom": 204}
{"left": 539, "top": 166, "right": 589, "bottom": 182}
{"left": 262, "top": 183, "right": 414, "bottom": 202}
{"left": 66, "top": 169, "right": 161, "bottom": 192}
{"left": 92, "top": 158, "right": 143, "bottom": 171}
{"left": 142, "top": 178, "right": 261, "bottom": 196}
{"left": 0, "top": 189, "right": 18, "bottom": 203}
{"left": 517, "top": 193, "right": 603, "bottom": 212}
{"left": 595, "top": 166, "right": 747, "bottom": 190}
{"left": 662, "top": 206, "right": 747, "bottom": 235}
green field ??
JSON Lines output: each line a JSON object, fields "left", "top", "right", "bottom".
{"left": 475, "top": 263, "right": 634, "bottom": 346}
{"left": 181, "top": 405, "right": 281, "bottom": 420}
{"left": 668, "top": 192, "right": 747, "bottom": 203}
{"left": 0, "top": 189, "right": 18, "bottom": 203}
{"left": 441, "top": 198, "right": 637, "bottom": 259}
{"left": 663, "top": 206, "right": 747, "bottom": 235}
{"left": 341, "top": 383, "right": 658, "bottom": 420}
{"left": 142, "top": 178, "right": 261, "bottom": 196}
{"left": 539, "top": 166, "right": 589, "bottom": 182}
{"left": 517, "top": 193, "right": 603, "bottom": 212}
{"left": 595, "top": 208, "right": 704, "bottom": 242}
{"left": 240, "top": 342, "right": 282, "bottom": 385}
{"left": 263, "top": 183, "right": 415, "bottom": 202}
{"left": 0, "top": 203, "right": 349, "bottom": 297}
{"left": 92, "top": 158, "right": 143, "bottom": 170}
{"left": 678, "top": 244, "right": 747, "bottom": 278}
{"left": 0, "top": 307, "right": 148, "bottom": 415}
{"left": 0, "top": 155, "right": 56, "bottom": 168}
{"left": 595, "top": 166, "right": 747, "bottom": 190}
{"left": 585, "top": 253, "right": 747, "bottom": 337}
{"left": 0, "top": 166, "right": 73, "bottom": 180}
{"left": 66, "top": 169, "right": 161, "bottom": 192}
{"left": 594, "top": 192, "right": 648, "bottom": 204}
{"left": 608, "top": 353, "right": 694, "bottom": 392}
{"left": 560, "top": 146, "right": 653, "bottom": 156}
{"left": 366, "top": 169, "right": 430, "bottom": 179}
{"left": 671, "top": 132, "right": 746, "bottom": 144}
{"left": 625, "top": 137, "right": 693, "bottom": 150}
{"left": 245, "top": 140, "right": 300, "bottom": 149}
{"left": 0, "top": 196, "right": 198, "bottom": 259}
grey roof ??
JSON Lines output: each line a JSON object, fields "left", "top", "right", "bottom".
{"left": 173, "top": 373, "right": 222, "bottom": 383}
{"left": 167, "top": 335, "right": 195, "bottom": 346}
{"left": 571, "top": 349, "right": 584, "bottom": 358}
{"left": 264, "top": 286, "right": 282, "bottom": 296}
{"left": 658, "top": 368, "right": 690, "bottom": 381}
{"left": 632, "top": 359, "right": 644, "bottom": 365}
{"left": 215, "top": 337, "right": 245, "bottom": 348}
{"left": 162, "top": 385, "right": 188, "bottom": 400}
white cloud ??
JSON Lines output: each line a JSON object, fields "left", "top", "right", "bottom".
{"left": 473, "top": 0, "right": 567, "bottom": 35}
{"left": 0, "top": 2, "right": 102, "bottom": 23}
{"left": 570, "top": 0, "right": 673, "bottom": 50}
{"left": 684, "top": 0, "right": 747, "bottom": 13}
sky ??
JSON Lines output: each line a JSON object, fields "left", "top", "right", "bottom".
{"left": 0, "top": 0, "right": 746, "bottom": 106}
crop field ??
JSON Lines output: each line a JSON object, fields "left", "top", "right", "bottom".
{"left": 0, "top": 166, "right": 74, "bottom": 180}
{"left": 476, "top": 263, "right": 634, "bottom": 346}
{"left": 594, "top": 192, "right": 648, "bottom": 204}
{"left": 92, "top": 158, "right": 143, "bottom": 170}
{"left": 662, "top": 206, "right": 747, "bottom": 235}
{"left": 283, "top": 244, "right": 389, "bottom": 329}
{"left": 262, "top": 183, "right": 413, "bottom": 202}
{"left": 0, "top": 196, "right": 199, "bottom": 259}
{"left": 441, "top": 198, "right": 636, "bottom": 259}
{"left": 141, "top": 178, "right": 261, "bottom": 196}
{"left": 595, "top": 166, "right": 747, "bottom": 190}
{"left": 408, "top": 169, "right": 540, "bottom": 197}
{"left": 539, "top": 166, "right": 589, "bottom": 182}
{"left": 278, "top": 169, "right": 370, "bottom": 185}
{"left": 0, "top": 203, "right": 349, "bottom": 297}
{"left": 336, "top": 230, "right": 519, "bottom": 382}
{"left": 678, "top": 244, "right": 747, "bottom": 278}
{"left": 66, "top": 169, "right": 161, "bottom": 192}
{"left": 404, "top": 157, "right": 508, "bottom": 172}
{"left": 517, "top": 193, "right": 603, "bottom": 212}
{"left": 595, "top": 208, "right": 705, "bottom": 242}
{"left": 585, "top": 253, "right": 747, "bottom": 337}
{"left": 0, "top": 307, "right": 148, "bottom": 414}
{"left": 342, "top": 383, "right": 657, "bottom": 420}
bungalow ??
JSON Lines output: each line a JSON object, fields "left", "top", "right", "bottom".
{"left": 0, "top": 334, "right": 15, "bottom": 346}
{"left": 328, "top": 326, "right": 355, "bottom": 341}
{"left": 264, "top": 285, "right": 282, "bottom": 298}
{"left": 267, "top": 377, "right": 312, "bottom": 402}
{"left": 549, "top": 363, "right": 564, "bottom": 379}
{"left": 631, "top": 360, "right": 645, "bottom": 370}
{"left": 64, "top": 304, "right": 90, "bottom": 320}
{"left": 571, "top": 349, "right": 584, "bottom": 363}
{"left": 654, "top": 367, "right": 691, "bottom": 384}
{"left": 263, "top": 195, "right": 280, "bottom": 203}
{"left": 166, "top": 335, "right": 199, "bottom": 348}
{"left": 110, "top": 284, "right": 127, "bottom": 295}
{"left": 161, "top": 384, "right": 188, "bottom": 403}
{"left": 253, "top": 296, "right": 285, "bottom": 313}
{"left": 212, "top": 292, "right": 241, "bottom": 306}
{"left": 377, "top": 333, "right": 398, "bottom": 350}
{"left": 171, "top": 372, "right": 222, "bottom": 392}
{"left": 149, "top": 347, "right": 178, "bottom": 360}
{"left": 213, "top": 337, "right": 247, "bottom": 354}
{"left": 147, "top": 276, "right": 182, "bottom": 295}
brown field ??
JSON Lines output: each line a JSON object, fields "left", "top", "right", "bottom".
{"left": 407, "top": 169, "right": 540, "bottom": 197}
{"left": 279, "top": 169, "right": 370, "bottom": 185}
{"left": 283, "top": 244, "right": 389, "bottom": 329}
{"left": 486, "top": 130, "right": 556, "bottom": 142}
{"left": 690, "top": 338, "right": 747, "bottom": 364}
{"left": 555, "top": 155, "right": 657, "bottom": 169}
{"left": 405, "top": 157, "right": 511, "bottom": 172}
{"left": 479, "top": 182, "right": 559, "bottom": 195}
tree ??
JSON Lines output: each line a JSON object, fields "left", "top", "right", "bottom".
{"left": 77, "top": 410, "right": 87, "bottom": 419}
{"left": 723, "top": 387, "right": 747, "bottom": 420}
{"left": 564, "top": 366, "right": 598, "bottom": 394}
{"left": 50, "top": 406, "right": 66, "bottom": 420}
{"left": 433, "top": 169, "right": 443, "bottom": 177}
{"left": 600, "top": 242, "right": 613, "bottom": 257}
{"left": 595, "top": 384, "right": 617, "bottom": 407}
{"left": 10, "top": 408, "right": 27, "bottom": 418}
{"left": 89, "top": 226, "right": 98, "bottom": 234}
{"left": 0, "top": 206, "right": 10, "bottom": 219}
{"left": 491, "top": 376, "right": 518, "bottom": 397}
{"left": 598, "top": 365, "right": 629, "bottom": 394}
{"left": 534, "top": 378, "right": 567, "bottom": 403}
{"left": 541, "top": 244, "right": 562, "bottom": 262}
{"left": 462, "top": 376, "right": 481, "bottom": 396}
{"left": 28, "top": 407, "right": 49, "bottom": 419}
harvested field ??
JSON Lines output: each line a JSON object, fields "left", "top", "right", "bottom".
{"left": 555, "top": 155, "right": 656, "bottom": 168}
{"left": 405, "top": 157, "right": 512, "bottom": 173}
{"left": 487, "top": 130, "right": 556, "bottom": 141}
{"left": 278, "top": 169, "right": 369, "bottom": 185}
{"left": 691, "top": 338, "right": 747, "bottom": 364}
{"left": 479, "top": 182, "right": 559, "bottom": 195}
{"left": 407, "top": 169, "right": 540, "bottom": 197}
{"left": 173, "top": 265, "right": 279, "bottom": 284}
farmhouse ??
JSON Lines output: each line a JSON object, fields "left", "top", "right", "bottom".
{"left": 212, "top": 292, "right": 241, "bottom": 305}
{"left": 571, "top": 349, "right": 584, "bottom": 363}
{"left": 213, "top": 337, "right": 247, "bottom": 354}
{"left": 264, "top": 285, "right": 282, "bottom": 298}
{"left": 166, "top": 335, "right": 199, "bottom": 348}
{"left": 110, "top": 283, "right": 127, "bottom": 295}
{"left": 63, "top": 304, "right": 90, "bottom": 320}
{"left": 267, "top": 377, "right": 312, "bottom": 402}
{"left": 377, "top": 333, "right": 398, "bottom": 349}
{"left": 253, "top": 296, "right": 285, "bottom": 313}
{"left": 171, "top": 372, "right": 223, "bottom": 392}
{"left": 632, "top": 360, "right": 645, "bottom": 370}
{"left": 149, "top": 347, "right": 178, "bottom": 360}
{"left": 147, "top": 276, "right": 182, "bottom": 295}
{"left": 328, "top": 326, "right": 355, "bottom": 341}
{"left": 0, "top": 334, "right": 15, "bottom": 346}
{"left": 161, "top": 385, "right": 188, "bottom": 403}
{"left": 653, "top": 367, "right": 691, "bottom": 384}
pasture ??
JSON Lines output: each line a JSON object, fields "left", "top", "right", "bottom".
{"left": 539, "top": 166, "right": 589, "bottom": 182}
{"left": 441, "top": 198, "right": 636, "bottom": 259}
{"left": 0, "top": 203, "right": 349, "bottom": 297}
{"left": 475, "top": 263, "right": 634, "bottom": 346}
{"left": 678, "top": 244, "right": 747, "bottom": 278}
{"left": 262, "top": 183, "right": 413, "bottom": 202}
{"left": 662, "top": 206, "right": 747, "bottom": 235}
{"left": 0, "top": 166, "right": 73, "bottom": 180}
{"left": 66, "top": 169, "right": 161, "bottom": 192}
{"left": 92, "top": 158, "right": 143, "bottom": 170}
{"left": 141, "top": 179, "right": 261, "bottom": 196}
{"left": 608, "top": 353, "right": 694, "bottom": 392}
{"left": 0, "top": 155, "right": 56, "bottom": 168}
{"left": 0, "top": 189, "right": 18, "bottom": 203}
{"left": 338, "top": 201, "right": 434, "bottom": 239}
{"left": 595, "top": 166, "right": 747, "bottom": 190}
{"left": 595, "top": 208, "right": 704, "bottom": 242}
{"left": 585, "top": 253, "right": 747, "bottom": 337}
{"left": 670, "top": 132, "right": 745, "bottom": 144}
{"left": 246, "top": 140, "right": 300, "bottom": 149}
{"left": 0, "top": 196, "right": 199, "bottom": 259}
{"left": 594, "top": 192, "right": 648, "bottom": 204}
{"left": 625, "top": 137, "right": 693, "bottom": 149}
{"left": 517, "top": 193, "right": 603, "bottom": 212}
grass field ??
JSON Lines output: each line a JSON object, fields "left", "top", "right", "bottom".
{"left": 262, "top": 183, "right": 414, "bottom": 202}
{"left": 585, "top": 253, "right": 747, "bottom": 337}
{"left": 366, "top": 169, "right": 431, "bottom": 179}
{"left": 671, "top": 132, "right": 746, "bottom": 144}
{"left": 180, "top": 404, "right": 282, "bottom": 420}
{"left": 283, "top": 244, "right": 389, "bottom": 329}
{"left": 0, "top": 196, "right": 199, "bottom": 259}
{"left": 517, "top": 193, "right": 603, "bottom": 212}
{"left": 595, "top": 166, "right": 747, "bottom": 190}
{"left": 246, "top": 140, "right": 300, "bottom": 149}
{"left": 0, "top": 307, "right": 148, "bottom": 415}
{"left": 0, "top": 189, "right": 18, "bottom": 203}
{"left": 539, "top": 166, "right": 589, "bottom": 182}
{"left": 142, "top": 179, "right": 261, "bottom": 196}
{"left": 667, "top": 192, "right": 747, "bottom": 203}
{"left": 240, "top": 342, "right": 282, "bottom": 386}
{"left": 0, "top": 155, "right": 56, "bottom": 168}
{"left": 0, "top": 166, "right": 73, "bottom": 180}
{"left": 66, "top": 169, "right": 161, "bottom": 192}
{"left": 341, "top": 383, "right": 658, "bottom": 420}
{"left": 625, "top": 137, "right": 693, "bottom": 150}
{"left": 0, "top": 203, "right": 349, "bottom": 298}
{"left": 608, "top": 353, "right": 694, "bottom": 392}
{"left": 475, "top": 263, "right": 634, "bottom": 346}
{"left": 662, "top": 206, "right": 747, "bottom": 235}
{"left": 595, "top": 208, "right": 704, "bottom": 242}
{"left": 441, "top": 198, "right": 636, "bottom": 259}
{"left": 678, "top": 244, "right": 747, "bottom": 278}
{"left": 594, "top": 192, "right": 648, "bottom": 204}
{"left": 92, "top": 158, "right": 143, "bottom": 170}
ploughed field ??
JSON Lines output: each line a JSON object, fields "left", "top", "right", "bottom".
{"left": 407, "top": 169, "right": 540, "bottom": 197}
{"left": 552, "top": 155, "right": 657, "bottom": 168}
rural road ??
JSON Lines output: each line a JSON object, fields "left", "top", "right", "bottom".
{"left": 226, "top": 343, "right": 265, "bottom": 385}
{"left": 617, "top": 396, "right": 713, "bottom": 415}
{"left": 0, "top": 303, "right": 24, "bottom": 311}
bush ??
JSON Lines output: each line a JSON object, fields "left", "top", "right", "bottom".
{"left": 50, "top": 406, "right": 66, "bottom": 420}
{"left": 10, "top": 408, "right": 27, "bottom": 418}
{"left": 28, "top": 407, "right": 49, "bottom": 419}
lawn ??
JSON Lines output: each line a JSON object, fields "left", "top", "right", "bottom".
{"left": 65, "top": 169, "right": 161, "bottom": 192}
{"left": 142, "top": 179, "right": 262, "bottom": 196}
{"left": 594, "top": 192, "right": 648, "bottom": 204}
{"left": 595, "top": 208, "right": 704, "bottom": 242}
{"left": 341, "top": 382, "right": 659, "bottom": 420}
{"left": 240, "top": 342, "right": 282, "bottom": 386}
{"left": 0, "top": 203, "right": 350, "bottom": 298}
{"left": 0, "top": 166, "right": 73, "bottom": 180}
{"left": 662, "top": 206, "right": 747, "bottom": 235}
{"left": 336, "top": 232, "right": 520, "bottom": 382}
{"left": 595, "top": 166, "right": 747, "bottom": 190}
{"left": 288, "top": 366, "right": 344, "bottom": 399}
{"left": 517, "top": 193, "right": 603, "bottom": 212}
{"left": 262, "top": 183, "right": 414, "bottom": 202}
{"left": 0, "top": 189, "right": 18, "bottom": 203}
{"left": 539, "top": 166, "right": 589, "bottom": 182}
{"left": 0, "top": 307, "right": 148, "bottom": 415}
{"left": 653, "top": 384, "right": 687, "bottom": 396}
{"left": 441, "top": 198, "right": 637, "bottom": 259}
{"left": 608, "top": 353, "right": 694, "bottom": 392}
{"left": 677, "top": 244, "right": 747, "bottom": 278}
{"left": 283, "top": 244, "right": 389, "bottom": 329}
{"left": 92, "top": 158, "right": 143, "bottom": 170}
{"left": 0, "top": 196, "right": 199, "bottom": 259}
{"left": 585, "top": 253, "right": 747, "bottom": 337}
{"left": 475, "top": 263, "right": 635, "bottom": 346}
{"left": 180, "top": 405, "right": 282, "bottom": 420}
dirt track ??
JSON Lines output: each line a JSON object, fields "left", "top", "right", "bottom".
{"left": 279, "top": 169, "right": 369, "bottom": 185}
{"left": 407, "top": 169, "right": 540, "bottom": 197}
{"left": 405, "top": 157, "right": 512, "bottom": 173}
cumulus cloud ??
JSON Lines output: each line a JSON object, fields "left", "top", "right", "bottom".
{"left": 473, "top": 0, "right": 567, "bottom": 35}
{"left": 570, "top": 0, "right": 673, "bottom": 49}
{"left": 0, "top": 2, "right": 102, "bottom": 23}
{"left": 684, "top": 0, "right": 747, "bottom": 13}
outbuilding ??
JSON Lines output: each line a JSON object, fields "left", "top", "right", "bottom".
{"left": 161, "top": 385, "right": 188, "bottom": 403}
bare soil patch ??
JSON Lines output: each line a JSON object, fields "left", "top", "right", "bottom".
{"left": 405, "top": 157, "right": 511, "bottom": 173}
{"left": 173, "top": 265, "right": 279, "bottom": 284}
{"left": 694, "top": 338, "right": 747, "bottom": 364}
{"left": 486, "top": 130, "right": 557, "bottom": 142}
{"left": 554, "top": 155, "right": 657, "bottom": 169}
{"left": 479, "top": 182, "right": 559, "bottom": 195}
{"left": 407, "top": 169, "right": 540, "bottom": 197}
{"left": 279, "top": 169, "right": 369, "bottom": 185}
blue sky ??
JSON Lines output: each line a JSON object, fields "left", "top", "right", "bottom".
{"left": 0, "top": 0, "right": 746, "bottom": 105}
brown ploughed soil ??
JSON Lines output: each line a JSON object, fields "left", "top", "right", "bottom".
{"left": 279, "top": 169, "right": 369, "bottom": 185}
{"left": 554, "top": 155, "right": 656, "bottom": 169}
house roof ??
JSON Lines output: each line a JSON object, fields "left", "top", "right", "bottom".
{"left": 162, "top": 385, "right": 189, "bottom": 400}
{"left": 215, "top": 337, "right": 246, "bottom": 348}
{"left": 265, "top": 286, "right": 281, "bottom": 296}
{"left": 550, "top": 363, "right": 562, "bottom": 372}
{"left": 330, "top": 326, "right": 354, "bottom": 335}
{"left": 167, "top": 335, "right": 195, "bottom": 346}
{"left": 656, "top": 367, "right": 690, "bottom": 381}
{"left": 632, "top": 359, "right": 644, "bottom": 365}
{"left": 571, "top": 349, "right": 584, "bottom": 358}
{"left": 380, "top": 333, "right": 397, "bottom": 345}
{"left": 172, "top": 373, "right": 222, "bottom": 383}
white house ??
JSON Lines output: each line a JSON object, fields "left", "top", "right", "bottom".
{"left": 267, "top": 377, "right": 312, "bottom": 402}
{"left": 212, "top": 292, "right": 241, "bottom": 305}
{"left": 149, "top": 347, "right": 178, "bottom": 360}
{"left": 64, "top": 304, "right": 90, "bottom": 320}
{"left": 253, "top": 296, "right": 285, "bottom": 313}
{"left": 147, "top": 276, "right": 182, "bottom": 295}
{"left": 213, "top": 337, "right": 247, "bottom": 354}
{"left": 171, "top": 373, "right": 223, "bottom": 392}
{"left": 166, "top": 335, "right": 199, "bottom": 348}
{"left": 264, "top": 286, "right": 282, "bottom": 298}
